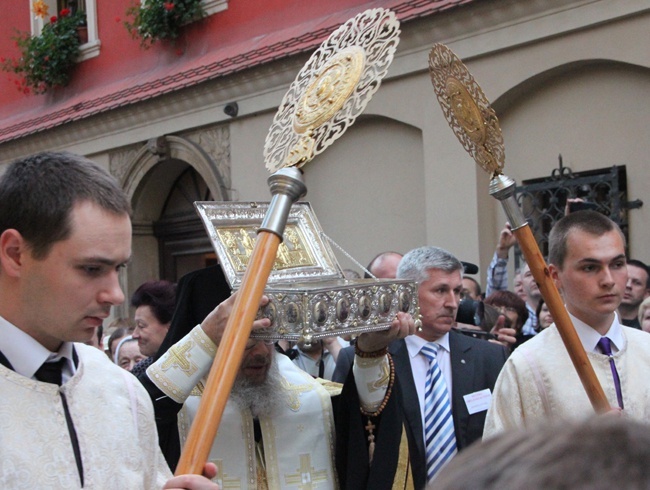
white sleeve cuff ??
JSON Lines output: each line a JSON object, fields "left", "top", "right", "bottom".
{"left": 146, "top": 325, "right": 217, "bottom": 404}
{"left": 353, "top": 354, "right": 390, "bottom": 412}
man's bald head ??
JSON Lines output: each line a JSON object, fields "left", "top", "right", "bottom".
{"left": 366, "top": 251, "right": 403, "bottom": 279}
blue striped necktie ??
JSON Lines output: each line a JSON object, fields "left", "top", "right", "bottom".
{"left": 421, "top": 342, "right": 457, "bottom": 482}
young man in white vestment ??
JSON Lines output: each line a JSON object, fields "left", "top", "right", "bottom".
{"left": 484, "top": 210, "right": 650, "bottom": 435}
{"left": 0, "top": 151, "right": 218, "bottom": 489}
{"left": 147, "top": 287, "right": 415, "bottom": 489}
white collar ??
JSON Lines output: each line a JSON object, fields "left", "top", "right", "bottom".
{"left": 405, "top": 331, "right": 451, "bottom": 358}
{"left": 0, "top": 315, "right": 75, "bottom": 379}
{"left": 569, "top": 311, "right": 625, "bottom": 354}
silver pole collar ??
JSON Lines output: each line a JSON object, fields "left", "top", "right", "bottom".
{"left": 489, "top": 173, "right": 527, "bottom": 230}
{"left": 258, "top": 167, "right": 308, "bottom": 238}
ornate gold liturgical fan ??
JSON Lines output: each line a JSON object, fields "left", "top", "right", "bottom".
{"left": 428, "top": 43, "right": 609, "bottom": 413}
{"left": 428, "top": 44, "right": 504, "bottom": 177}
{"left": 176, "top": 9, "right": 401, "bottom": 475}
{"left": 265, "top": 8, "right": 400, "bottom": 172}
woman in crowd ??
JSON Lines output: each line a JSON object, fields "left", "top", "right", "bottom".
{"left": 535, "top": 298, "right": 554, "bottom": 332}
{"left": 114, "top": 336, "right": 146, "bottom": 372}
{"left": 130, "top": 279, "right": 177, "bottom": 376}
{"left": 483, "top": 290, "right": 531, "bottom": 349}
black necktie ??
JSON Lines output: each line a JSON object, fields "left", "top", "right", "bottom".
{"left": 34, "top": 358, "right": 66, "bottom": 385}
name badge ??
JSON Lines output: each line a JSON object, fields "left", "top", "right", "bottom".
{"left": 463, "top": 388, "right": 492, "bottom": 415}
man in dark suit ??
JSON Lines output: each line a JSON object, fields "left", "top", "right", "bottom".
{"left": 334, "top": 246, "right": 507, "bottom": 489}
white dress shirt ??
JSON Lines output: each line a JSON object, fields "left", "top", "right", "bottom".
{"left": 0, "top": 315, "right": 76, "bottom": 382}
{"left": 405, "top": 332, "right": 453, "bottom": 439}
{"left": 570, "top": 311, "right": 625, "bottom": 354}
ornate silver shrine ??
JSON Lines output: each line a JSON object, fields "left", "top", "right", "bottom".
{"left": 195, "top": 201, "right": 420, "bottom": 343}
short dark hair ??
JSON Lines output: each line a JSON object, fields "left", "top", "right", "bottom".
{"left": 0, "top": 151, "right": 131, "bottom": 259}
{"left": 463, "top": 276, "right": 482, "bottom": 298}
{"left": 130, "top": 280, "right": 177, "bottom": 324}
{"left": 548, "top": 210, "right": 624, "bottom": 269}
{"left": 627, "top": 259, "right": 650, "bottom": 289}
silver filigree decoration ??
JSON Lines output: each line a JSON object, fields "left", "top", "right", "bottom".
{"left": 428, "top": 43, "right": 505, "bottom": 177}
{"left": 264, "top": 8, "right": 400, "bottom": 172}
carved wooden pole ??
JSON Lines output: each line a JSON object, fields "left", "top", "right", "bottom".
{"left": 175, "top": 167, "right": 307, "bottom": 475}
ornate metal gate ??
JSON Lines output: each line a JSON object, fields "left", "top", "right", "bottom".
{"left": 513, "top": 157, "right": 642, "bottom": 268}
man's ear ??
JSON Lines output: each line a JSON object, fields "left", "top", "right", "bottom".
{"left": 0, "top": 229, "right": 27, "bottom": 277}
{"left": 548, "top": 263, "right": 562, "bottom": 292}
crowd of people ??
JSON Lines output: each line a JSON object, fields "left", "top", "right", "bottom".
{"left": 2, "top": 150, "right": 650, "bottom": 489}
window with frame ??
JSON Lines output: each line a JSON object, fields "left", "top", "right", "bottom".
{"left": 28, "top": 0, "right": 228, "bottom": 62}
{"left": 30, "top": 0, "right": 99, "bottom": 60}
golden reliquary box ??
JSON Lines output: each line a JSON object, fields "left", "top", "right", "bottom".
{"left": 194, "top": 201, "right": 420, "bottom": 343}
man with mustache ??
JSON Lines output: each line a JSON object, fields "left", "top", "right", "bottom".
{"left": 146, "top": 286, "right": 415, "bottom": 489}
{"left": 485, "top": 211, "right": 650, "bottom": 435}
{"left": 335, "top": 246, "right": 509, "bottom": 488}
{"left": 0, "top": 152, "right": 218, "bottom": 489}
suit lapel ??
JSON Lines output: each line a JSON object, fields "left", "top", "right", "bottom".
{"left": 389, "top": 340, "right": 424, "bottom": 456}
{"left": 449, "top": 331, "right": 475, "bottom": 448}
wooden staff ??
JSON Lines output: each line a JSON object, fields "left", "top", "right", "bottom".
{"left": 175, "top": 168, "right": 307, "bottom": 475}
{"left": 490, "top": 174, "right": 610, "bottom": 413}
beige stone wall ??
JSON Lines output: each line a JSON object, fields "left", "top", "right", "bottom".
{"left": 0, "top": 0, "right": 647, "bottom": 298}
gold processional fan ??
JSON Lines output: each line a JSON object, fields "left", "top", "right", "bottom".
{"left": 175, "top": 8, "right": 401, "bottom": 475}
{"left": 264, "top": 8, "right": 400, "bottom": 172}
{"left": 428, "top": 44, "right": 505, "bottom": 178}
{"left": 428, "top": 43, "right": 610, "bottom": 413}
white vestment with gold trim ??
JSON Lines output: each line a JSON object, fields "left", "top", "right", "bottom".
{"left": 148, "top": 326, "right": 342, "bottom": 489}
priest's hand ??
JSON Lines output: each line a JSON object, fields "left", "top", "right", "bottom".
{"left": 200, "top": 293, "right": 271, "bottom": 346}
{"left": 355, "top": 311, "right": 415, "bottom": 354}
{"left": 163, "top": 463, "right": 220, "bottom": 489}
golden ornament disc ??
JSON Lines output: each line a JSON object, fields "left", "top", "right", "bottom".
{"left": 428, "top": 43, "right": 505, "bottom": 176}
{"left": 264, "top": 8, "right": 401, "bottom": 173}
{"left": 293, "top": 47, "right": 365, "bottom": 134}
{"left": 445, "top": 77, "right": 486, "bottom": 145}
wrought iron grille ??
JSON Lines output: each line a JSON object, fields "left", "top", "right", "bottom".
{"left": 513, "top": 159, "right": 636, "bottom": 269}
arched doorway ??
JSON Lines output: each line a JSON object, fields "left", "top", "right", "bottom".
{"left": 154, "top": 166, "right": 219, "bottom": 281}
{"left": 115, "top": 133, "right": 231, "bottom": 307}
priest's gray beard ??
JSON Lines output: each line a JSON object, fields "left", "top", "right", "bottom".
{"left": 231, "top": 353, "right": 284, "bottom": 418}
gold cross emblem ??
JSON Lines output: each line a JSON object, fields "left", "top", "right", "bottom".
{"left": 161, "top": 341, "right": 198, "bottom": 376}
{"left": 284, "top": 453, "right": 329, "bottom": 489}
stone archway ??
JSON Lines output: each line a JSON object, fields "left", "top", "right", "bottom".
{"left": 111, "top": 130, "right": 231, "bottom": 313}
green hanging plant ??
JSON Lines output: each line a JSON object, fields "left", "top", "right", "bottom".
{"left": 1, "top": 5, "right": 85, "bottom": 94}
{"left": 125, "top": 0, "right": 206, "bottom": 48}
